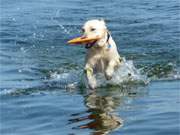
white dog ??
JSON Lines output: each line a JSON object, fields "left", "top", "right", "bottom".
{"left": 68, "top": 19, "right": 122, "bottom": 89}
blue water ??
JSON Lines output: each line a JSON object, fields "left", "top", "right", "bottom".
{"left": 0, "top": 0, "right": 180, "bottom": 134}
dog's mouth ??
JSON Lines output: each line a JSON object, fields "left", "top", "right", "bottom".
{"left": 85, "top": 40, "right": 97, "bottom": 49}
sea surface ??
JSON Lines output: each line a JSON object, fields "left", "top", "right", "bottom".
{"left": 0, "top": 0, "right": 180, "bottom": 135}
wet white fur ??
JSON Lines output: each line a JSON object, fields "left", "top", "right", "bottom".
{"left": 83, "top": 19, "right": 121, "bottom": 89}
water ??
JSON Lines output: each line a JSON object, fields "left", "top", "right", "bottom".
{"left": 0, "top": 0, "right": 180, "bottom": 134}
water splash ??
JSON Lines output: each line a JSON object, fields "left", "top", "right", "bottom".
{"left": 47, "top": 58, "right": 148, "bottom": 89}
{"left": 52, "top": 10, "right": 74, "bottom": 35}
{"left": 45, "top": 70, "right": 82, "bottom": 89}
{"left": 1, "top": 59, "right": 177, "bottom": 96}
{"left": 94, "top": 58, "right": 149, "bottom": 88}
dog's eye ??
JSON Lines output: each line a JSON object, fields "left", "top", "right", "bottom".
{"left": 90, "top": 28, "right": 96, "bottom": 32}
{"left": 81, "top": 28, "right": 85, "bottom": 33}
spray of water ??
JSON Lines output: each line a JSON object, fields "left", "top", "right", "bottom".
{"left": 47, "top": 58, "right": 149, "bottom": 89}
{"left": 94, "top": 58, "right": 149, "bottom": 87}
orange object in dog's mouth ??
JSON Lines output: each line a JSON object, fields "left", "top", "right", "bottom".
{"left": 67, "top": 36, "right": 100, "bottom": 45}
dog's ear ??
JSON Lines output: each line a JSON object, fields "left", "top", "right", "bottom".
{"left": 99, "top": 18, "right": 107, "bottom": 29}
{"left": 99, "top": 18, "right": 105, "bottom": 23}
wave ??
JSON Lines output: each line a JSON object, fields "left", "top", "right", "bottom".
{"left": 141, "top": 62, "right": 180, "bottom": 81}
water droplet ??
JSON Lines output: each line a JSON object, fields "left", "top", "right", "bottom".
{"left": 20, "top": 47, "right": 24, "bottom": 51}
{"left": 12, "top": 18, "right": 16, "bottom": 21}
{"left": 20, "top": 47, "right": 27, "bottom": 53}
{"left": 18, "top": 69, "right": 22, "bottom": 73}
{"left": 33, "top": 33, "right": 36, "bottom": 38}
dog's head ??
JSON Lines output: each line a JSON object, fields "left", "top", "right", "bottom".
{"left": 68, "top": 19, "right": 109, "bottom": 48}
